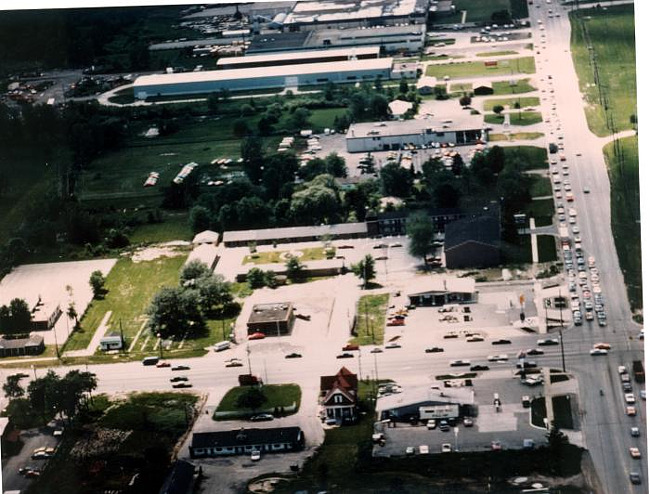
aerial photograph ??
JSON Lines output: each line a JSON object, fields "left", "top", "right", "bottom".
{"left": 0, "top": 0, "right": 643, "bottom": 492}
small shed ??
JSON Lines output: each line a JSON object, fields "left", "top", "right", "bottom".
{"left": 472, "top": 82, "right": 494, "bottom": 95}
{"left": 192, "top": 230, "right": 220, "bottom": 245}
{"left": 247, "top": 303, "right": 295, "bottom": 336}
{"left": 416, "top": 75, "right": 437, "bottom": 95}
{"left": 99, "top": 332, "right": 124, "bottom": 351}
{"left": 388, "top": 100, "right": 414, "bottom": 119}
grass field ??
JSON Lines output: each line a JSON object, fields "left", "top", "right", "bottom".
{"left": 491, "top": 78, "right": 536, "bottom": 95}
{"left": 489, "top": 132, "right": 544, "bottom": 141}
{"left": 243, "top": 247, "right": 334, "bottom": 265}
{"left": 570, "top": 5, "right": 637, "bottom": 136}
{"left": 503, "top": 146, "right": 547, "bottom": 170}
{"left": 552, "top": 395, "right": 574, "bottom": 429}
{"left": 62, "top": 253, "right": 187, "bottom": 353}
{"left": 524, "top": 198, "right": 554, "bottom": 227}
{"left": 485, "top": 111, "right": 542, "bottom": 126}
{"left": 537, "top": 235, "right": 558, "bottom": 263}
{"left": 483, "top": 96, "right": 540, "bottom": 111}
{"left": 604, "top": 136, "right": 641, "bottom": 310}
{"left": 425, "top": 57, "right": 535, "bottom": 80}
{"left": 350, "top": 293, "right": 390, "bottom": 346}
{"left": 216, "top": 384, "right": 301, "bottom": 415}
{"left": 128, "top": 212, "right": 192, "bottom": 244}
{"left": 529, "top": 175, "right": 552, "bottom": 197}
{"left": 476, "top": 50, "right": 518, "bottom": 57}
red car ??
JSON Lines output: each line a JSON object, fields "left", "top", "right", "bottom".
{"left": 156, "top": 361, "right": 171, "bottom": 368}
{"left": 248, "top": 332, "right": 266, "bottom": 340}
{"left": 387, "top": 319, "right": 405, "bottom": 326}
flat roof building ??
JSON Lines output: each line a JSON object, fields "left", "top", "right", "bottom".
{"left": 407, "top": 276, "right": 477, "bottom": 307}
{"left": 133, "top": 58, "right": 393, "bottom": 99}
{"left": 216, "top": 46, "right": 380, "bottom": 70}
{"left": 247, "top": 303, "right": 295, "bottom": 336}
{"left": 377, "top": 385, "right": 474, "bottom": 422}
{"left": 223, "top": 222, "right": 368, "bottom": 247}
{"left": 444, "top": 216, "right": 500, "bottom": 269}
{"left": 190, "top": 427, "right": 304, "bottom": 458}
{"left": 0, "top": 334, "right": 45, "bottom": 358}
{"left": 346, "top": 116, "right": 486, "bottom": 153}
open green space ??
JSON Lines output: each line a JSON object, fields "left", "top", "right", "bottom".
{"left": 476, "top": 50, "right": 518, "bottom": 57}
{"left": 426, "top": 57, "right": 535, "bottom": 80}
{"left": 491, "top": 78, "right": 536, "bottom": 95}
{"left": 570, "top": 5, "right": 637, "bottom": 136}
{"left": 128, "top": 212, "right": 192, "bottom": 244}
{"left": 502, "top": 233, "right": 532, "bottom": 264}
{"left": 244, "top": 246, "right": 335, "bottom": 265}
{"left": 552, "top": 395, "right": 574, "bottom": 429}
{"left": 62, "top": 253, "right": 188, "bottom": 353}
{"left": 503, "top": 146, "right": 547, "bottom": 170}
{"left": 489, "top": 132, "right": 544, "bottom": 142}
{"left": 537, "top": 235, "right": 558, "bottom": 263}
{"left": 349, "top": 293, "right": 390, "bottom": 346}
{"left": 215, "top": 384, "right": 301, "bottom": 417}
{"left": 529, "top": 175, "right": 552, "bottom": 197}
{"left": 483, "top": 96, "right": 540, "bottom": 111}
{"left": 524, "top": 198, "right": 554, "bottom": 227}
{"left": 604, "top": 136, "right": 641, "bottom": 310}
{"left": 485, "top": 111, "right": 542, "bottom": 126}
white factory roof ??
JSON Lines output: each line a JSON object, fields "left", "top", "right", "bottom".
{"left": 223, "top": 223, "right": 367, "bottom": 244}
{"left": 346, "top": 115, "right": 484, "bottom": 138}
{"left": 407, "top": 276, "right": 476, "bottom": 296}
{"left": 388, "top": 99, "right": 413, "bottom": 116}
{"left": 285, "top": 0, "right": 422, "bottom": 24}
{"left": 217, "top": 46, "right": 380, "bottom": 67}
{"left": 134, "top": 57, "right": 393, "bottom": 87}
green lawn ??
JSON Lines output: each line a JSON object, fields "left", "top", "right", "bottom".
{"left": 128, "top": 212, "right": 192, "bottom": 244}
{"left": 491, "top": 78, "right": 536, "bottom": 95}
{"left": 524, "top": 198, "right": 554, "bottom": 227}
{"left": 570, "top": 5, "right": 637, "bottom": 136}
{"left": 350, "top": 293, "right": 390, "bottom": 346}
{"left": 552, "top": 395, "right": 574, "bottom": 429}
{"left": 483, "top": 96, "right": 540, "bottom": 111}
{"left": 309, "top": 108, "right": 349, "bottom": 132}
{"left": 537, "top": 235, "right": 558, "bottom": 263}
{"left": 529, "top": 175, "right": 552, "bottom": 197}
{"left": 485, "top": 111, "right": 542, "bottom": 126}
{"left": 215, "top": 384, "right": 301, "bottom": 417}
{"left": 62, "top": 253, "right": 188, "bottom": 353}
{"left": 604, "top": 136, "right": 641, "bottom": 310}
{"left": 503, "top": 146, "right": 547, "bottom": 170}
{"left": 489, "top": 132, "right": 544, "bottom": 142}
{"left": 243, "top": 246, "right": 335, "bottom": 265}
{"left": 476, "top": 50, "right": 518, "bottom": 57}
{"left": 450, "top": 82, "right": 474, "bottom": 93}
{"left": 426, "top": 57, "right": 535, "bottom": 80}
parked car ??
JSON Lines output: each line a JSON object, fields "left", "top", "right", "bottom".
{"left": 170, "top": 376, "right": 188, "bottom": 382}
{"left": 450, "top": 360, "right": 471, "bottom": 367}
{"left": 250, "top": 450, "right": 261, "bottom": 461}
{"left": 248, "top": 332, "right": 266, "bottom": 340}
{"left": 463, "top": 417, "right": 474, "bottom": 427}
{"left": 630, "top": 472, "right": 642, "bottom": 484}
{"left": 537, "top": 338, "right": 559, "bottom": 346}
{"left": 337, "top": 353, "right": 354, "bottom": 359}
{"left": 492, "top": 339, "right": 511, "bottom": 345}
{"left": 285, "top": 353, "right": 302, "bottom": 359}
{"left": 250, "top": 414, "right": 274, "bottom": 422}
{"left": 491, "top": 440, "right": 502, "bottom": 451}
{"left": 441, "top": 443, "right": 453, "bottom": 453}
{"left": 631, "top": 427, "right": 640, "bottom": 437}
{"left": 470, "top": 364, "right": 489, "bottom": 371}
{"left": 526, "top": 348, "right": 544, "bottom": 356}
{"left": 385, "top": 342, "right": 402, "bottom": 349}
{"left": 171, "top": 365, "right": 190, "bottom": 371}
{"left": 225, "top": 360, "right": 243, "bottom": 367}
{"left": 156, "top": 361, "right": 171, "bottom": 368}
{"left": 370, "top": 347, "right": 383, "bottom": 353}
{"left": 425, "top": 347, "right": 444, "bottom": 353}
{"left": 589, "top": 349, "right": 608, "bottom": 356}
{"left": 466, "top": 335, "right": 484, "bottom": 342}
{"left": 172, "top": 382, "right": 192, "bottom": 388}
{"left": 426, "top": 419, "right": 437, "bottom": 430}
{"left": 630, "top": 447, "right": 642, "bottom": 459}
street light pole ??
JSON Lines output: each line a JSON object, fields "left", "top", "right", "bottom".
{"left": 31, "top": 365, "right": 36, "bottom": 380}
{"left": 559, "top": 328, "right": 566, "bottom": 373}
{"left": 157, "top": 332, "right": 163, "bottom": 359}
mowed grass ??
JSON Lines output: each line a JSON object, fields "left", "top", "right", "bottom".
{"left": 503, "top": 146, "right": 548, "bottom": 170}
{"left": 492, "top": 78, "right": 537, "bottom": 95}
{"left": 483, "top": 96, "right": 540, "bottom": 110}
{"left": 350, "top": 293, "right": 390, "bottom": 346}
{"left": 216, "top": 384, "right": 301, "bottom": 414}
{"left": 128, "top": 212, "right": 192, "bottom": 244}
{"left": 529, "top": 175, "right": 552, "bottom": 197}
{"left": 604, "top": 136, "right": 641, "bottom": 310}
{"left": 62, "top": 253, "right": 188, "bottom": 353}
{"left": 453, "top": 0, "right": 510, "bottom": 22}
{"left": 489, "top": 132, "right": 544, "bottom": 141}
{"left": 537, "top": 235, "right": 558, "bottom": 263}
{"left": 426, "top": 57, "right": 535, "bottom": 79}
{"left": 484, "top": 111, "right": 542, "bottom": 126}
{"left": 570, "top": 5, "right": 637, "bottom": 136}
{"left": 243, "top": 246, "right": 334, "bottom": 265}
{"left": 476, "top": 50, "right": 518, "bottom": 57}
{"left": 524, "top": 198, "right": 554, "bottom": 227}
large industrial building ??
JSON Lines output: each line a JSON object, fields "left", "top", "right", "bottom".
{"left": 346, "top": 116, "right": 486, "bottom": 153}
{"left": 248, "top": 24, "right": 426, "bottom": 54}
{"left": 216, "top": 46, "right": 380, "bottom": 69}
{"left": 133, "top": 58, "right": 392, "bottom": 99}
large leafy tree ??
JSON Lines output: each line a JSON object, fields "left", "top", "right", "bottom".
{"left": 352, "top": 254, "right": 376, "bottom": 288}
{"left": 89, "top": 270, "right": 106, "bottom": 299}
{"left": 406, "top": 212, "right": 435, "bottom": 265}
{"left": 3, "top": 374, "right": 25, "bottom": 399}
{"left": 380, "top": 162, "right": 413, "bottom": 198}
{"left": 0, "top": 298, "right": 32, "bottom": 334}
{"left": 147, "top": 286, "right": 205, "bottom": 339}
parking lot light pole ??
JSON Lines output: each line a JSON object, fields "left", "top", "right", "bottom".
{"left": 157, "top": 332, "right": 163, "bottom": 359}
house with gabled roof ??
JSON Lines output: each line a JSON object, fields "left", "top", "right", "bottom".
{"left": 320, "top": 367, "right": 358, "bottom": 421}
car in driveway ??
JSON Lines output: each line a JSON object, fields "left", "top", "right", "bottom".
{"left": 170, "top": 376, "right": 188, "bottom": 382}
{"left": 250, "top": 414, "right": 274, "bottom": 422}
{"left": 630, "top": 447, "right": 642, "bottom": 459}
{"left": 425, "top": 347, "right": 444, "bottom": 353}
{"left": 491, "top": 339, "right": 511, "bottom": 345}
{"left": 171, "top": 365, "right": 190, "bottom": 371}
{"left": 450, "top": 359, "right": 471, "bottom": 367}
{"left": 337, "top": 353, "right": 354, "bottom": 359}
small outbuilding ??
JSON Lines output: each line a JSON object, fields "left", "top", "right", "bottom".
{"left": 388, "top": 99, "right": 414, "bottom": 119}
{"left": 407, "top": 277, "right": 477, "bottom": 307}
{"left": 99, "top": 332, "right": 124, "bottom": 351}
{"left": 0, "top": 334, "right": 45, "bottom": 358}
{"left": 472, "top": 82, "right": 494, "bottom": 95}
{"left": 247, "top": 303, "right": 295, "bottom": 336}
{"left": 416, "top": 75, "right": 437, "bottom": 95}
{"left": 192, "top": 230, "right": 220, "bottom": 245}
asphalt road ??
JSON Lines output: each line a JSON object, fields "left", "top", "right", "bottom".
{"left": 528, "top": 0, "right": 645, "bottom": 491}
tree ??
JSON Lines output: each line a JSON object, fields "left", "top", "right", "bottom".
{"left": 290, "top": 107, "right": 311, "bottom": 129}
{"left": 0, "top": 298, "right": 32, "bottom": 334}
{"left": 486, "top": 145, "right": 506, "bottom": 175}
{"left": 233, "top": 118, "right": 251, "bottom": 137}
{"left": 180, "top": 260, "right": 212, "bottom": 287}
{"left": 207, "top": 92, "right": 220, "bottom": 113}
{"left": 380, "top": 162, "right": 413, "bottom": 198}
{"left": 3, "top": 374, "right": 25, "bottom": 399}
{"left": 352, "top": 254, "right": 376, "bottom": 288}
{"left": 285, "top": 255, "right": 305, "bottom": 281}
{"left": 262, "top": 152, "right": 299, "bottom": 200}
{"left": 239, "top": 104, "right": 255, "bottom": 116}
{"left": 369, "top": 94, "right": 389, "bottom": 119}
{"left": 451, "top": 153, "right": 465, "bottom": 176}
{"left": 459, "top": 94, "right": 472, "bottom": 107}
{"left": 189, "top": 205, "right": 211, "bottom": 234}
{"left": 196, "top": 274, "right": 232, "bottom": 315}
{"left": 247, "top": 267, "right": 267, "bottom": 289}
{"left": 492, "top": 105, "right": 504, "bottom": 115}
{"left": 236, "top": 387, "right": 267, "bottom": 412}
{"left": 147, "top": 287, "right": 205, "bottom": 339}
{"left": 67, "top": 302, "right": 79, "bottom": 329}
{"left": 241, "top": 136, "right": 265, "bottom": 183}
{"left": 399, "top": 78, "right": 409, "bottom": 94}
{"left": 406, "top": 212, "right": 434, "bottom": 265}
{"left": 89, "top": 270, "right": 106, "bottom": 299}
{"left": 324, "top": 153, "right": 347, "bottom": 178}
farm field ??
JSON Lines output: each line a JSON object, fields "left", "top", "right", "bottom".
{"left": 426, "top": 57, "right": 535, "bottom": 79}
{"left": 570, "top": 5, "right": 637, "bottom": 136}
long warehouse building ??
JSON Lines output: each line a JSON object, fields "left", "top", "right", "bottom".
{"left": 133, "top": 58, "right": 392, "bottom": 99}
{"left": 216, "top": 46, "right": 380, "bottom": 70}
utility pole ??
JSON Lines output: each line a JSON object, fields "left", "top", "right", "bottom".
{"left": 246, "top": 344, "right": 252, "bottom": 376}
{"left": 358, "top": 348, "right": 363, "bottom": 383}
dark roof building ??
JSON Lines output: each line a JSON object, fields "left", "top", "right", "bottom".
{"left": 189, "top": 427, "right": 304, "bottom": 458}
{"left": 247, "top": 303, "right": 295, "bottom": 336}
{"left": 158, "top": 460, "right": 195, "bottom": 494}
{"left": 444, "top": 216, "right": 500, "bottom": 269}
{"left": 0, "top": 334, "right": 45, "bottom": 358}
{"left": 320, "top": 367, "right": 358, "bottom": 421}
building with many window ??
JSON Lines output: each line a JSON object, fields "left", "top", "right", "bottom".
{"left": 320, "top": 367, "right": 358, "bottom": 422}
{"left": 189, "top": 427, "right": 304, "bottom": 458}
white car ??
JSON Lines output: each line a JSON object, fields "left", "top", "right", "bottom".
{"left": 419, "top": 445, "right": 430, "bottom": 455}
{"left": 426, "top": 419, "right": 437, "bottom": 430}
{"left": 441, "top": 443, "right": 453, "bottom": 453}
{"left": 487, "top": 354, "right": 509, "bottom": 362}
{"left": 251, "top": 450, "right": 261, "bottom": 461}
{"left": 625, "top": 393, "right": 636, "bottom": 404}
{"left": 590, "top": 348, "right": 608, "bottom": 356}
